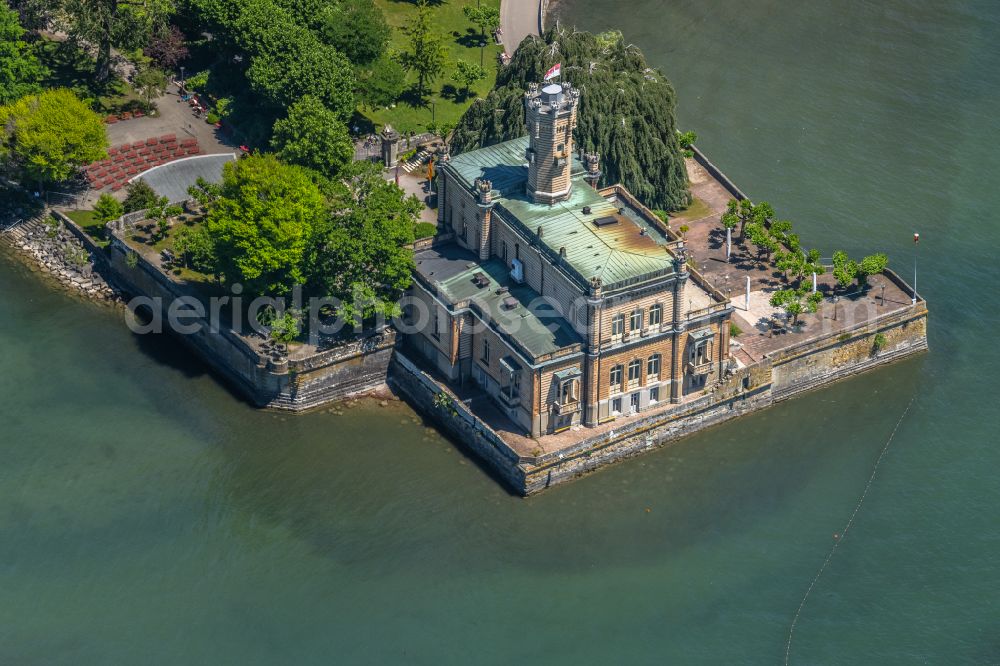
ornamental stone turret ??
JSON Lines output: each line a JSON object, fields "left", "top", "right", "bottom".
{"left": 524, "top": 81, "right": 580, "bottom": 205}
{"left": 583, "top": 152, "right": 601, "bottom": 190}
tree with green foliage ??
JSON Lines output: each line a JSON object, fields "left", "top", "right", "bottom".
{"left": 0, "top": 89, "right": 107, "bottom": 189}
{"left": 206, "top": 154, "right": 327, "bottom": 295}
{"left": 306, "top": 161, "right": 419, "bottom": 324}
{"left": 123, "top": 179, "right": 160, "bottom": 212}
{"left": 452, "top": 60, "right": 486, "bottom": 100}
{"left": 245, "top": 29, "right": 356, "bottom": 119}
{"left": 132, "top": 62, "right": 169, "bottom": 108}
{"left": 770, "top": 287, "right": 823, "bottom": 326}
{"left": 93, "top": 192, "right": 124, "bottom": 222}
{"left": 173, "top": 226, "right": 217, "bottom": 273}
{"left": 319, "top": 0, "right": 389, "bottom": 65}
{"left": 832, "top": 250, "right": 859, "bottom": 291}
{"left": 452, "top": 27, "right": 690, "bottom": 211}
{"left": 745, "top": 221, "right": 778, "bottom": 262}
{"left": 357, "top": 54, "right": 406, "bottom": 110}
{"left": 54, "top": 0, "right": 174, "bottom": 82}
{"left": 463, "top": 5, "right": 499, "bottom": 37}
{"left": 271, "top": 95, "right": 353, "bottom": 179}
{"left": 720, "top": 199, "right": 739, "bottom": 233}
{"left": 858, "top": 253, "right": 889, "bottom": 285}
{"left": 0, "top": 6, "right": 46, "bottom": 104}
{"left": 268, "top": 308, "right": 302, "bottom": 342}
{"left": 400, "top": 0, "right": 447, "bottom": 98}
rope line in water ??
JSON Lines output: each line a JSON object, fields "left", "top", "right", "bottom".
{"left": 784, "top": 396, "right": 915, "bottom": 665}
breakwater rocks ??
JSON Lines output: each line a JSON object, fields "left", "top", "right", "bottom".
{"left": 1, "top": 213, "right": 119, "bottom": 301}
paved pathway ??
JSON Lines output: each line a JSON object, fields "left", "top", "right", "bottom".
{"left": 500, "top": 0, "right": 542, "bottom": 56}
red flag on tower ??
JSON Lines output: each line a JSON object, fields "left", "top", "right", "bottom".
{"left": 544, "top": 63, "right": 561, "bottom": 81}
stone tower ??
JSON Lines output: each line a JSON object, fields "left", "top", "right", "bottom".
{"left": 524, "top": 81, "right": 580, "bottom": 205}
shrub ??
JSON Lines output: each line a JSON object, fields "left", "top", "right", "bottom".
{"left": 269, "top": 309, "right": 302, "bottom": 343}
{"left": 185, "top": 70, "right": 209, "bottom": 91}
{"left": 123, "top": 180, "right": 160, "bottom": 212}
{"left": 873, "top": 332, "right": 887, "bottom": 352}
{"left": 729, "top": 322, "right": 743, "bottom": 337}
{"left": 94, "top": 193, "right": 124, "bottom": 222}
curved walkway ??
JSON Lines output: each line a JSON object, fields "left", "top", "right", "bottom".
{"left": 500, "top": 0, "right": 543, "bottom": 56}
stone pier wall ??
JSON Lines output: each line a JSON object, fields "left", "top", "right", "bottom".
{"left": 103, "top": 234, "right": 395, "bottom": 411}
{"left": 389, "top": 298, "right": 928, "bottom": 495}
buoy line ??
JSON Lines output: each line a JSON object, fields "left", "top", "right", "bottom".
{"left": 784, "top": 396, "right": 915, "bottom": 665}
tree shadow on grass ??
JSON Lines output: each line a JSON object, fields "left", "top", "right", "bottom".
{"left": 398, "top": 86, "right": 430, "bottom": 109}
{"left": 440, "top": 83, "right": 469, "bottom": 103}
{"left": 456, "top": 28, "right": 488, "bottom": 49}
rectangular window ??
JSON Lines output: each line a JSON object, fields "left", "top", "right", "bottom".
{"left": 628, "top": 360, "right": 641, "bottom": 382}
{"left": 630, "top": 393, "right": 640, "bottom": 412}
{"left": 482, "top": 339, "right": 490, "bottom": 365}
{"left": 649, "top": 304, "right": 662, "bottom": 327}
{"left": 611, "top": 397, "right": 622, "bottom": 415}
{"left": 502, "top": 241, "right": 508, "bottom": 263}
{"left": 630, "top": 309, "right": 643, "bottom": 331}
{"left": 611, "top": 314, "right": 625, "bottom": 337}
{"left": 649, "top": 387, "right": 659, "bottom": 403}
{"left": 432, "top": 310, "right": 440, "bottom": 340}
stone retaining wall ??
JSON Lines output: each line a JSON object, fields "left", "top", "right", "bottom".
{"left": 102, "top": 231, "right": 395, "bottom": 411}
{"left": 389, "top": 299, "right": 928, "bottom": 495}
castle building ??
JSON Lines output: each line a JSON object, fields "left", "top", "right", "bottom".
{"left": 405, "top": 81, "right": 733, "bottom": 437}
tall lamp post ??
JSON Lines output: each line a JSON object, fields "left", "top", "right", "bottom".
{"left": 912, "top": 232, "right": 920, "bottom": 305}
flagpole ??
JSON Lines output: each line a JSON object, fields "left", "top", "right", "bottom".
{"left": 912, "top": 232, "right": 919, "bottom": 305}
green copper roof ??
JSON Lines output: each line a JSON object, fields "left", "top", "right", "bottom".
{"left": 448, "top": 136, "right": 586, "bottom": 197}
{"left": 449, "top": 136, "right": 677, "bottom": 292}
{"left": 414, "top": 246, "right": 582, "bottom": 361}
{"left": 448, "top": 136, "right": 530, "bottom": 195}
{"left": 496, "top": 181, "right": 676, "bottom": 291}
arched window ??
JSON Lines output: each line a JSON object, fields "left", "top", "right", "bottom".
{"left": 627, "top": 359, "right": 642, "bottom": 385}
{"left": 647, "top": 354, "right": 661, "bottom": 379}
{"left": 630, "top": 309, "right": 643, "bottom": 331}
{"left": 609, "top": 365, "right": 623, "bottom": 392}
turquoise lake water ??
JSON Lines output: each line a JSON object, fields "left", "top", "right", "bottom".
{"left": 3, "top": 0, "right": 1000, "bottom": 662}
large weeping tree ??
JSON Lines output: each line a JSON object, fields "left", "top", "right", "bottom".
{"left": 451, "top": 26, "right": 691, "bottom": 211}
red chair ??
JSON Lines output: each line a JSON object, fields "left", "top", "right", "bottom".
{"left": 145, "top": 137, "right": 158, "bottom": 146}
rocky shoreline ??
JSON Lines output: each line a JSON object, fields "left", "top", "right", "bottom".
{"left": 1, "top": 213, "right": 120, "bottom": 302}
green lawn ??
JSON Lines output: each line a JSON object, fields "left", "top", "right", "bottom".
{"left": 672, "top": 197, "right": 714, "bottom": 223}
{"left": 365, "top": 0, "right": 503, "bottom": 135}
{"left": 63, "top": 209, "right": 112, "bottom": 248}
